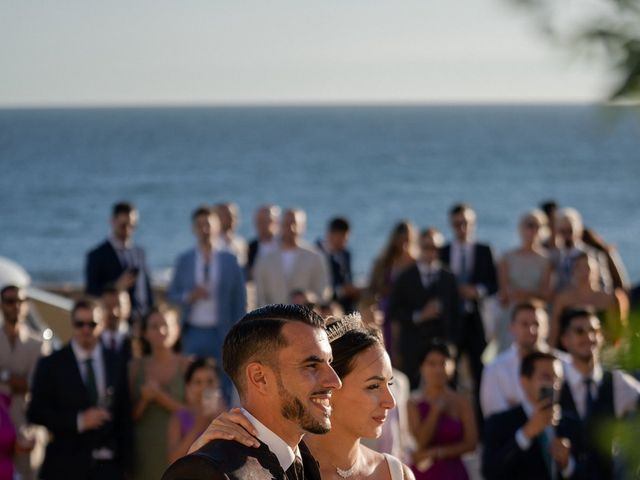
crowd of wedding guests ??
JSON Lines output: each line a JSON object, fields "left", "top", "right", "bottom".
{"left": 1, "top": 198, "right": 639, "bottom": 480}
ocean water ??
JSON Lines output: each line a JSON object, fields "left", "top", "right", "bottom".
{"left": 0, "top": 105, "right": 639, "bottom": 286}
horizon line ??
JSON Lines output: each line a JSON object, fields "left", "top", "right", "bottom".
{"left": 1, "top": 98, "right": 628, "bottom": 111}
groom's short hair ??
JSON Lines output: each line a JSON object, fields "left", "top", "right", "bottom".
{"left": 222, "top": 304, "right": 325, "bottom": 397}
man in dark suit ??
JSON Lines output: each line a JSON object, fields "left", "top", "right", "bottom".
{"left": 316, "top": 217, "right": 360, "bottom": 314}
{"left": 99, "top": 286, "right": 133, "bottom": 367}
{"left": 85, "top": 201, "right": 154, "bottom": 321}
{"left": 246, "top": 204, "right": 281, "bottom": 281}
{"left": 440, "top": 203, "right": 497, "bottom": 415}
{"left": 28, "top": 299, "right": 132, "bottom": 480}
{"left": 389, "top": 227, "right": 459, "bottom": 389}
{"left": 482, "top": 351, "right": 576, "bottom": 480}
{"left": 162, "top": 304, "right": 341, "bottom": 480}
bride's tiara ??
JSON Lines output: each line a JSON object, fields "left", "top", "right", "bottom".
{"left": 325, "top": 313, "right": 363, "bottom": 343}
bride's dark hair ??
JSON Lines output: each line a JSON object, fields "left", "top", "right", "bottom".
{"left": 327, "top": 315, "right": 384, "bottom": 379}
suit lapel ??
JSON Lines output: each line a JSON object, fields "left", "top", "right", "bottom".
{"left": 440, "top": 245, "right": 451, "bottom": 268}
{"left": 102, "top": 346, "right": 117, "bottom": 393}
{"left": 186, "top": 249, "right": 197, "bottom": 290}
{"left": 63, "top": 345, "right": 92, "bottom": 406}
{"left": 105, "top": 241, "right": 125, "bottom": 271}
{"left": 299, "top": 441, "right": 321, "bottom": 480}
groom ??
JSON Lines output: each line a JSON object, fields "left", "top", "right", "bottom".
{"left": 162, "top": 304, "right": 341, "bottom": 480}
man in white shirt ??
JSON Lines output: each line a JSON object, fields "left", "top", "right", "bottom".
{"left": 216, "top": 202, "right": 249, "bottom": 267}
{"left": 161, "top": 304, "right": 341, "bottom": 480}
{"left": 0, "top": 285, "right": 47, "bottom": 480}
{"left": 558, "top": 308, "right": 640, "bottom": 479}
{"left": 247, "top": 204, "right": 281, "bottom": 281}
{"left": 481, "top": 301, "right": 564, "bottom": 418}
{"left": 168, "top": 206, "right": 246, "bottom": 377}
{"left": 28, "top": 299, "right": 132, "bottom": 480}
{"left": 254, "top": 209, "right": 330, "bottom": 307}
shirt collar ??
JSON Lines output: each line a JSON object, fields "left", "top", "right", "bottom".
{"left": 240, "top": 408, "right": 298, "bottom": 471}
{"left": 71, "top": 339, "right": 102, "bottom": 363}
{"left": 196, "top": 246, "right": 217, "bottom": 261}
{"left": 417, "top": 260, "right": 441, "bottom": 274}
{"left": 565, "top": 358, "right": 602, "bottom": 388}
{"left": 110, "top": 237, "right": 133, "bottom": 250}
{"left": 453, "top": 239, "right": 473, "bottom": 249}
{"left": 521, "top": 395, "right": 535, "bottom": 417}
{"left": 102, "top": 325, "right": 127, "bottom": 344}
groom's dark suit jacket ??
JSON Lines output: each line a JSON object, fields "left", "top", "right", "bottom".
{"left": 162, "top": 439, "right": 321, "bottom": 480}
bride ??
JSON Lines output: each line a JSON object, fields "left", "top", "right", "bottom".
{"left": 187, "top": 313, "right": 414, "bottom": 480}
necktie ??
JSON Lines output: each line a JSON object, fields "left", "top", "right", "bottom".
{"left": 421, "top": 270, "right": 431, "bottom": 288}
{"left": 286, "top": 457, "right": 304, "bottom": 480}
{"left": 584, "top": 377, "right": 595, "bottom": 418}
{"left": 84, "top": 358, "right": 99, "bottom": 406}
{"left": 537, "top": 430, "right": 554, "bottom": 478}
{"left": 119, "top": 248, "right": 134, "bottom": 270}
{"left": 459, "top": 247, "right": 468, "bottom": 284}
{"left": 203, "top": 251, "right": 211, "bottom": 284}
{"left": 110, "top": 334, "right": 117, "bottom": 352}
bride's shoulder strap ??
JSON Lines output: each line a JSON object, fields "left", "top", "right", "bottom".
{"left": 383, "top": 453, "right": 404, "bottom": 480}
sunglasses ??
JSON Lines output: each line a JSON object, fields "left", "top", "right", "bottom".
{"left": 570, "top": 326, "right": 599, "bottom": 336}
{"left": 1, "top": 297, "right": 27, "bottom": 305}
{"left": 73, "top": 320, "right": 98, "bottom": 330}
{"left": 452, "top": 220, "right": 468, "bottom": 228}
{"left": 523, "top": 222, "right": 540, "bottom": 230}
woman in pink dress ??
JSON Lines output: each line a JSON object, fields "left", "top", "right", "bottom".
{"left": 408, "top": 341, "right": 477, "bottom": 480}
{"left": 0, "top": 393, "right": 17, "bottom": 480}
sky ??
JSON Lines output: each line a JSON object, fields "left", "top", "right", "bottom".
{"left": 0, "top": 0, "right": 609, "bottom": 107}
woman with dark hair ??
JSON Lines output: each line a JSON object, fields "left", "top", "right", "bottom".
{"left": 129, "top": 308, "right": 189, "bottom": 480}
{"left": 368, "top": 221, "right": 417, "bottom": 357}
{"left": 187, "top": 313, "right": 415, "bottom": 479}
{"left": 167, "top": 358, "right": 226, "bottom": 464}
{"left": 408, "top": 341, "right": 476, "bottom": 480}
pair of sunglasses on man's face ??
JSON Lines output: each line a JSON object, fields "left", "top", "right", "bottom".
{"left": 1, "top": 297, "right": 28, "bottom": 305}
{"left": 73, "top": 320, "right": 98, "bottom": 330}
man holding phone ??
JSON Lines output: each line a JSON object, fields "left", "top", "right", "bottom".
{"left": 482, "top": 351, "right": 577, "bottom": 480}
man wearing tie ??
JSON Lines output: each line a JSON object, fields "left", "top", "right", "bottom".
{"left": 99, "top": 286, "right": 133, "bottom": 367}
{"left": 440, "top": 204, "right": 498, "bottom": 418}
{"left": 85, "top": 202, "right": 154, "bottom": 321}
{"left": 161, "top": 304, "right": 341, "bottom": 480}
{"left": 28, "top": 299, "right": 132, "bottom": 480}
{"left": 482, "top": 351, "right": 576, "bottom": 480}
{"left": 389, "top": 228, "right": 459, "bottom": 389}
{"left": 558, "top": 308, "right": 640, "bottom": 479}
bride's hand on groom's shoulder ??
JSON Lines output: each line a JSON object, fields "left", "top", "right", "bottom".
{"left": 187, "top": 408, "right": 260, "bottom": 454}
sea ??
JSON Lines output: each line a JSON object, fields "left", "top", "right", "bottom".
{"left": 1, "top": 104, "right": 639, "bottom": 287}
